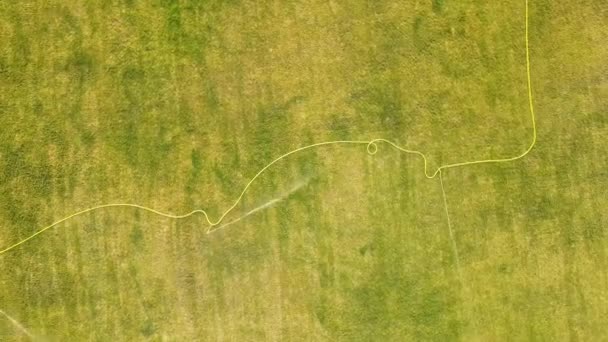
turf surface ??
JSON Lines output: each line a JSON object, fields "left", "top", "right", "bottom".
{"left": 0, "top": 0, "right": 606, "bottom": 340}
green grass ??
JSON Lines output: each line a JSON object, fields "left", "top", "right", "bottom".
{"left": 0, "top": 0, "right": 607, "bottom": 340}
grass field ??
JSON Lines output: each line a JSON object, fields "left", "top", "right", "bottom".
{"left": 1, "top": 0, "right": 607, "bottom": 340}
